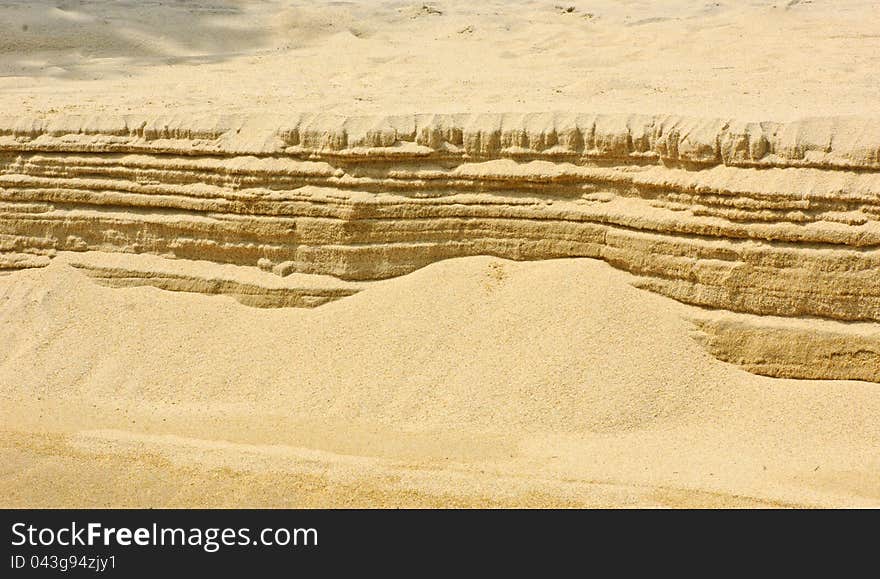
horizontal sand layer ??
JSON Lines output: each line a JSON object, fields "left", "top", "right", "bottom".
{"left": 2, "top": 112, "right": 879, "bottom": 169}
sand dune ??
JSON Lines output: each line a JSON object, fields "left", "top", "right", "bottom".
{"left": 1, "top": 1, "right": 879, "bottom": 508}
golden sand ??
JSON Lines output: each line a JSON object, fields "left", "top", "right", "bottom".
{"left": 1, "top": 1, "right": 879, "bottom": 508}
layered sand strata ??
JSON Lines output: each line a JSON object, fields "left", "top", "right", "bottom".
{"left": 2, "top": 112, "right": 880, "bottom": 380}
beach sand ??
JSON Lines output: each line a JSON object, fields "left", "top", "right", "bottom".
{"left": 1, "top": 1, "right": 878, "bottom": 508}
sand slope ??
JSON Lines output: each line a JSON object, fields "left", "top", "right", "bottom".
{"left": 2, "top": 256, "right": 879, "bottom": 507}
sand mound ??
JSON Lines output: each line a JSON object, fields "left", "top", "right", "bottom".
{"left": 2, "top": 255, "right": 879, "bottom": 508}
{"left": 0, "top": 255, "right": 728, "bottom": 433}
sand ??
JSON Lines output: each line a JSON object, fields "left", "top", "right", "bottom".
{"left": 2, "top": 1, "right": 879, "bottom": 120}
{"left": 1, "top": 1, "right": 879, "bottom": 508}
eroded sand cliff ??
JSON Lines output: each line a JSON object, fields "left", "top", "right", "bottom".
{"left": 3, "top": 112, "right": 880, "bottom": 381}
{"left": 1, "top": 1, "right": 879, "bottom": 507}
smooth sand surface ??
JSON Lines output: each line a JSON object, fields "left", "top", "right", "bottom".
{"left": 3, "top": 256, "right": 879, "bottom": 507}
{"left": 2, "top": 0, "right": 879, "bottom": 120}
{"left": 1, "top": 1, "right": 879, "bottom": 508}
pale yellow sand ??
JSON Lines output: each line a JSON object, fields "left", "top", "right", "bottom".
{"left": 2, "top": 256, "right": 879, "bottom": 507}
{"left": 1, "top": 1, "right": 879, "bottom": 508}
{"left": 2, "top": 0, "right": 879, "bottom": 120}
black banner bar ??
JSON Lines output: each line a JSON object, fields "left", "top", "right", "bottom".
{"left": 0, "top": 509, "right": 869, "bottom": 576}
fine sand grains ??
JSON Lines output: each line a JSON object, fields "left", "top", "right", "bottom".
{"left": 2, "top": 257, "right": 879, "bottom": 507}
{"left": 1, "top": 0, "right": 879, "bottom": 507}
